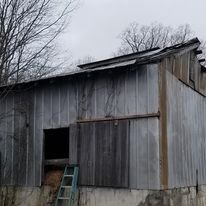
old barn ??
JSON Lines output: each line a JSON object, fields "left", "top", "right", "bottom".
{"left": 0, "top": 38, "right": 206, "bottom": 205}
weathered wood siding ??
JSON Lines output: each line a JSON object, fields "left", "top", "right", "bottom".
{"left": 166, "top": 70, "right": 206, "bottom": 188}
{"left": 70, "top": 120, "right": 129, "bottom": 188}
{"left": 70, "top": 118, "right": 160, "bottom": 189}
{"left": 0, "top": 64, "right": 160, "bottom": 187}
{"left": 163, "top": 50, "right": 206, "bottom": 96}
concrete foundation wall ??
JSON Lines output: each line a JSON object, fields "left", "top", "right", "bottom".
{"left": 0, "top": 186, "right": 56, "bottom": 206}
{"left": 1, "top": 186, "right": 206, "bottom": 206}
{"left": 78, "top": 187, "right": 206, "bottom": 206}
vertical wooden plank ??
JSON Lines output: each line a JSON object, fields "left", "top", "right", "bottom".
{"left": 119, "top": 120, "right": 129, "bottom": 187}
{"left": 85, "top": 76, "right": 96, "bottom": 119}
{"left": 181, "top": 53, "right": 189, "bottom": 83}
{"left": 4, "top": 94, "right": 13, "bottom": 185}
{"left": 129, "top": 120, "right": 137, "bottom": 188}
{"left": 0, "top": 96, "right": 6, "bottom": 185}
{"left": 136, "top": 65, "right": 148, "bottom": 114}
{"left": 79, "top": 123, "right": 95, "bottom": 185}
{"left": 13, "top": 92, "right": 20, "bottom": 185}
{"left": 59, "top": 83, "right": 69, "bottom": 127}
{"left": 69, "top": 123, "right": 78, "bottom": 165}
{"left": 27, "top": 90, "right": 35, "bottom": 186}
{"left": 101, "top": 121, "right": 113, "bottom": 186}
{"left": 115, "top": 74, "right": 126, "bottom": 116}
{"left": 43, "top": 85, "right": 52, "bottom": 129}
{"left": 77, "top": 77, "right": 88, "bottom": 120}
{"left": 125, "top": 70, "right": 136, "bottom": 115}
{"left": 51, "top": 84, "right": 60, "bottom": 128}
{"left": 34, "top": 88, "right": 43, "bottom": 186}
{"left": 104, "top": 74, "right": 116, "bottom": 117}
{"left": 69, "top": 81, "right": 77, "bottom": 123}
{"left": 13, "top": 92, "right": 27, "bottom": 185}
{"left": 94, "top": 121, "right": 108, "bottom": 186}
{"left": 95, "top": 75, "right": 106, "bottom": 117}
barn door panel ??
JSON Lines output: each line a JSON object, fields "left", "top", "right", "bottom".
{"left": 69, "top": 123, "right": 96, "bottom": 185}
{"left": 69, "top": 120, "right": 129, "bottom": 188}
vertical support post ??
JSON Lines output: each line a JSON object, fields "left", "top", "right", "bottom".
{"left": 159, "top": 62, "right": 168, "bottom": 189}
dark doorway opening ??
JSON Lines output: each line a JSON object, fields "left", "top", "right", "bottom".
{"left": 44, "top": 127, "right": 69, "bottom": 161}
{"left": 43, "top": 127, "right": 70, "bottom": 186}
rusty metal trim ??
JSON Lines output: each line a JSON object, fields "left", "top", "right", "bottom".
{"left": 76, "top": 112, "right": 160, "bottom": 123}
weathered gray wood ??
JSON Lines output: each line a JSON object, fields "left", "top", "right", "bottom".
{"left": 0, "top": 97, "right": 6, "bottom": 185}
{"left": 51, "top": 85, "right": 60, "bottom": 127}
{"left": 13, "top": 92, "right": 28, "bottom": 185}
{"left": 95, "top": 120, "right": 129, "bottom": 187}
{"left": 69, "top": 82, "right": 77, "bottom": 123}
{"left": 59, "top": 84, "right": 69, "bottom": 127}
{"left": 115, "top": 74, "right": 126, "bottom": 116}
{"left": 13, "top": 92, "right": 20, "bottom": 185}
{"left": 43, "top": 84, "right": 52, "bottom": 128}
{"left": 95, "top": 75, "right": 106, "bottom": 117}
{"left": 69, "top": 123, "right": 78, "bottom": 165}
{"left": 27, "top": 90, "right": 35, "bottom": 186}
{"left": 0, "top": 64, "right": 160, "bottom": 187}
{"left": 70, "top": 120, "right": 129, "bottom": 188}
{"left": 125, "top": 70, "right": 136, "bottom": 115}
{"left": 95, "top": 121, "right": 112, "bottom": 186}
{"left": 115, "top": 120, "right": 129, "bottom": 187}
{"left": 79, "top": 122, "right": 95, "bottom": 185}
{"left": 4, "top": 94, "right": 14, "bottom": 185}
{"left": 34, "top": 88, "right": 43, "bottom": 186}
{"left": 147, "top": 64, "right": 159, "bottom": 114}
{"left": 136, "top": 66, "right": 148, "bottom": 114}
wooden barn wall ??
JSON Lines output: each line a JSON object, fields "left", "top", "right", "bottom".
{"left": 69, "top": 120, "right": 129, "bottom": 188}
{"left": 70, "top": 118, "right": 160, "bottom": 190}
{"left": 0, "top": 64, "right": 159, "bottom": 187}
{"left": 163, "top": 50, "right": 206, "bottom": 96}
{"left": 166, "top": 70, "right": 206, "bottom": 188}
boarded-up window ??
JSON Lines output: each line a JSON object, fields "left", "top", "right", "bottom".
{"left": 69, "top": 120, "right": 129, "bottom": 188}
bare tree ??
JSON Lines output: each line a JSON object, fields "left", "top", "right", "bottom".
{"left": 0, "top": 0, "right": 77, "bottom": 86}
{"left": 116, "top": 23, "right": 201, "bottom": 55}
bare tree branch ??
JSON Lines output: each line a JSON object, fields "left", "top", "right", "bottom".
{"left": 0, "top": 0, "right": 77, "bottom": 86}
{"left": 116, "top": 22, "right": 205, "bottom": 57}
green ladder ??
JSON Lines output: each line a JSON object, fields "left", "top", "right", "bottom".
{"left": 55, "top": 165, "right": 79, "bottom": 206}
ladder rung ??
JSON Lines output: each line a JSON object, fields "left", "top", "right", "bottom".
{"left": 64, "top": 175, "right": 73, "bottom": 177}
{"left": 58, "top": 197, "right": 70, "bottom": 200}
{"left": 61, "top": 186, "right": 72, "bottom": 189}
{"left": 55, "top": 166, "right": 79, "bottom": 206}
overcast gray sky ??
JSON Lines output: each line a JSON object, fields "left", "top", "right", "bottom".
{"left": 60, "top": 0, "right": 206, "bottom": 63}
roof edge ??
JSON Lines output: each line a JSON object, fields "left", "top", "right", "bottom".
{"left": 78, "top": 47, "right": 160, "bottom": 70}
{"left": 78, "top": 38, "right": 200, "bottom": 70}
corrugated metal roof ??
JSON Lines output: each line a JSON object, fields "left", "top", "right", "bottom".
{"left": 78, "top": 38, "right": 200, "bottom": 70}
{"left": 0, "top": 38, "right": 201, "bottom": 88}
{"left": 78, "top": 47, "right": 160, "bottom": 70}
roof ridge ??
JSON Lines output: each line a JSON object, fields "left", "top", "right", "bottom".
{"left": 78, "top": 38, "right": 200, "bottom": 70}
